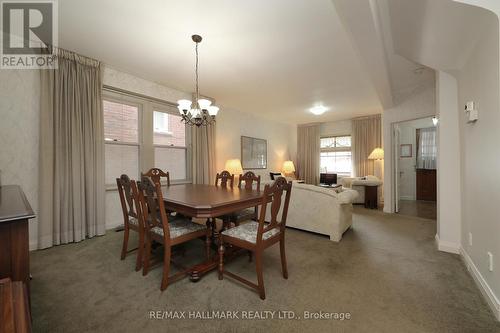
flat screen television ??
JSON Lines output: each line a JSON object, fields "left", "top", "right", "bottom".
{"left": 320, "top": 173, "right": 337, "bottom": 186}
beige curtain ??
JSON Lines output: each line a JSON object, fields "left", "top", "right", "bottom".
{"left": 38, "top": 48, "right": 105, "bottom": 249}
{"left": 296, "top": 124, "right": 320, "bottom": 185}
{"left": 192, "top": 123, "right": 216, "bottom": 184}
{"left": 352, "top": 115, "right": 382, "bottom": 177}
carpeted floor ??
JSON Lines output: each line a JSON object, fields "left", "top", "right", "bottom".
{"left": 30, "top": 207, "right": 500, "bottom": 333}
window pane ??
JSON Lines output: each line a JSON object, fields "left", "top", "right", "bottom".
{"left": 154, "top": 111, "right": 169, "bottom": 134}
{"left": 335, "top": 136, "right": 351, "bottom": 148}
{"left": 105, "top": 144, "right": 139, "bottom": 185}
{"left": 154, "top": 147, "right": 187, "bottom": 180}
{"left": 103, "top": 100, "right": 139, "bottom": 143}
{"left": 320, "top": 151, "right": 352, "bottom": 174}
{"left": 153, "top": 112, "right": 186, "bottom": 146}
{"left": 320, "top": 137, "right": 335, "bottom": 149}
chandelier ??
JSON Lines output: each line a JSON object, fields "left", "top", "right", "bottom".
{"left": 177, "top": 35, "right": 219, "bottom": 127}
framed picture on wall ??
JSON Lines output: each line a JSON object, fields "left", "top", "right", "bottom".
{"left": 241, "top": 136, "right": 267, "bottom": 169}
{"left": 400, "top": 144, "right": 412, "bottom": 158}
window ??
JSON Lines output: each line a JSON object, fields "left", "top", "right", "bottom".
{"left": 103, "top": 92, "right": 191, "bottom": 187}
{"left": 320, "top": 135, "right": 352, "bottom": 175}
{"left": 153, "top": 111, "right": 169, "bottom": 134}
{"left": 153, "top": 111, "right": 187, "bottom": 180}
{"left": 103, "top": 100, "right": 140, "bottom": 186}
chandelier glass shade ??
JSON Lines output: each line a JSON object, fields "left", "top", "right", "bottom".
{"left": 177, "top": 35, "right": 219, "bottom": 127}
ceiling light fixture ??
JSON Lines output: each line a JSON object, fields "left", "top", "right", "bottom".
{"left": 177, "top": 35, "right": 219, "bottom": 127}
{"left": 309, "top": 105, "right": 328, "bottom": 115}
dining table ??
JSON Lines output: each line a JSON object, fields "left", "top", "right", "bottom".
{"left": 161, "top": 184, "right": 264, "bottom": 281}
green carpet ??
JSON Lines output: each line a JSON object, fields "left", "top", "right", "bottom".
{"left": 30, "top": 208, "right": 500, "bottom": 332}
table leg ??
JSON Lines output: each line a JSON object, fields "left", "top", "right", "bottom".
{"left": 189, "top": 216, "right": 239, "bottom": 282}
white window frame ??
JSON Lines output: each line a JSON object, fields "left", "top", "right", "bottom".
{"left": 152, "top": 104, "right": 191, "bottom": 185}
{"left": 103, "top": 89, "right": 192, "bottom": 191}
{"left": 320, "top": 135, "right": 353, "bottom": 176}
{"left": 103, "top": 96, "right": 142, "bottom": 188}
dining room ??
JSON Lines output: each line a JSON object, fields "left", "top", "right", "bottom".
{"left": 2, "top": 1, "right": 500, "bottom": 332}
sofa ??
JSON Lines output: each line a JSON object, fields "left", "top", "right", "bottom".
{"left": 261, "top": 180, "right": 358, "bottom": 242}
{"left": 340, "top": 176, "right": 382, "bottom": 204}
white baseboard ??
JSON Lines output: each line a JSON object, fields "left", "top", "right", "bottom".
{"left": 399, "top": 196, "right": 415, "bottom": 201}
{"left": 434, "top": 234, "right": 460, "bottom": 254}
{"left": 460, "top": 248, "right": 500, "bottom": 321}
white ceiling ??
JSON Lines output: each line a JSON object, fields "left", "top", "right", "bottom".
{"left": 387, "top": 0, "right": 495, "bottom": 72}
{"left": 58, "top": 0, "right": 383, "bottom": 124}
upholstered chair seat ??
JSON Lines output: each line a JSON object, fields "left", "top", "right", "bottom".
{"left": 221, "top": 221, "right": 280, "bottom": 244}
{"left": 128, "top": 217, "right": 139, "bottom": 226}
{"left": 151, "top": 218, "right": 207, "bottom": 239}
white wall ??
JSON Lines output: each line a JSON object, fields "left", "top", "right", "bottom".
{"left": 216, "top": 109, "right": 294, "bottom": 181}
{"left": 382, "top": 82, "right": 436, "bottom": 213}
{"left": 435, "top": 71, "right": 462, "bottom": 254}
{"left": 455, "top": 17, "right": 500, "bottom": 312}
{"left": 0, "top": 70, "right": 40, "bottom": 250}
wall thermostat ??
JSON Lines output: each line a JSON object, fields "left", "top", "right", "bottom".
{"left": 465, "top": 101, "right": 478, "bottom": 123}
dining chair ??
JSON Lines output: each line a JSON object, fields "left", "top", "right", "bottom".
{"left": 133, "top": 176, "right": 211, "bottom": 291}
{"left": 142, "top": 167, "right": 181, "bottom": 218}
{"left": 210, "top": 170, "right": 235, "bottom": 232}
{"left": 230, "top": 171, "right": 261, "bottom": 226}
{"left": 218, "top": 177, "right": 292, "bottom": 300}
{"left": 215, "top": 170, "right": 234, "bottom": 188}
{"left": 117, "top": 174, "right": 144, "bottom": 271}
{"left": 141, "top": 168, "right": 170, "bottom": 186}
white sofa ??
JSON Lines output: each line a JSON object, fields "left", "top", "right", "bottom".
{"left": 262, "top": 180, "right": 358, "bottom": 242}
{"left": 340, "top": 176, "right": 382, "bottom": 204}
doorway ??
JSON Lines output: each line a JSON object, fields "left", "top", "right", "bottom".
{"left": 393, "top": 117, "right": 437, "bottom": 220}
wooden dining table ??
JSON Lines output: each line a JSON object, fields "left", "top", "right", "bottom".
{"left": 161, "top": 184, "right": 264, "bottom": 281}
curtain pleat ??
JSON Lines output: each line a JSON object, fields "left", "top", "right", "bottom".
{"left": 296, "top": 124, "right": 320, "bottom": 185}
{"left": 38, "top": 48, "right": 105, "bottom": 248}
{"left": 191, "top": 123, "right": 216, "bottom": 185}
{"left": 352, "top": 115, "right": 382, "bottom": 177}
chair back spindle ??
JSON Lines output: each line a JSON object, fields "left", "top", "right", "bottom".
{"left": 137, "top": 175, "right": 171, "bottom": 241}
{"left": 116, "top": 174, "right": 137, "bottom": 220}
{"left": 257, "top": 177, "right": 292, "bottom": 243}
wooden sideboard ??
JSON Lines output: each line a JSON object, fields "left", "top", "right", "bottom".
{"left": 0, "top": 185, "right": 35, "bottom": 293}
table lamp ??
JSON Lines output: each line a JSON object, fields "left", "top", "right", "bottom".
{"left": 225, "top": 159, "right": 243, "bottom": 177}
{"left": 368, "top": 148, "right": 384, "bottom": 180}
{"left": 282, "top": 160, "right": 296, "bottom": 178}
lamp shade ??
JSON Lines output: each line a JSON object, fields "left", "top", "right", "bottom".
{"left": 224, "top": 159, "right": 243, "bottom": 176}
{"left": 282, "top": 160, "right": 296, "bottom": 173}
{"left": 198, "top": 99, "right": 212, "bottom": 109}
{"left": 368, "top": 148, "right": 384, "bottom": 160}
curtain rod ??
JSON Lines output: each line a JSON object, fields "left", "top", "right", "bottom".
{"left": 102, "top": 85, "right": 178, "bottom": 108}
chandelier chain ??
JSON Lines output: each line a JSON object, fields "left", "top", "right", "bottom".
{"left": 195, "top": 41, "right": 199, "bottom": 105}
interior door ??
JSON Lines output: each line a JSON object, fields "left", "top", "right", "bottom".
{"left": 393, "top": 124, "right": 401, "bottom": 212}
{"left": 416, "top": 169, "right": 437, "bottom": 201}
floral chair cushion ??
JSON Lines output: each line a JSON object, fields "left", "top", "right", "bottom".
{"left": 151, "top": 218, "right": 206, "bottom": 239}
{"left": 221, "top": 221, "right": 280, "bottom": 244}
{"left": 128, "top": 217, "right": 139, "bottom": 226}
